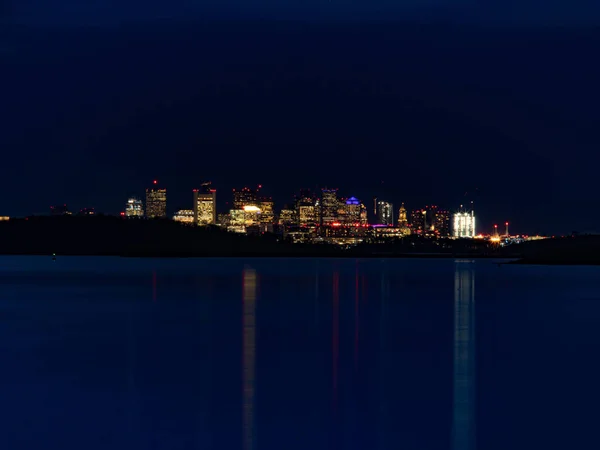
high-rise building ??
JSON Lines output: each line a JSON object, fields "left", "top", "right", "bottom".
{"left": 411, "top": 208, "right": 428, "bottom": 233}
{"left": 453, "top": 208, "right": 476, "bottom": 238}
{"left": 259, "top": 197, "right": 275, "bottom": 224}
{"left": 229, "top": 209, "right": 246, "bottom": 233}
{"left": 320, "top": 188, "right": 339, "bottom": 225}
{"left": 398, "top": 203, "right": 408, "bottom": 227}
{"left": 125, "top": 197, "right": 144, "bottom": 217}
{"left": 342, "top": 197, "right": 362, "bottom": 225}
{"left": 146, "top": 180, "right": 167, "bottom": 218}
{"left": 376, "top": 200, "right": 394, "bottom": 226}
{"left": 279, "top": 206, "right": 296, "bottom": 226}
{"left": 233, "top": 187, "right": 258, "bottom": 210}
{"left": 193, "top": 183, "right": 217, "bottom": 226}
{"left": 435, "top": 209, "right": 451, "bottom": 237}
{"left": 173, "top": 210, "right": 194, "bottom": 224}
{"left": 296, "top": 189, "right": 317, "bottom": 226}
{"left": 411, "top": 205, "right": 449, "bottom": 236}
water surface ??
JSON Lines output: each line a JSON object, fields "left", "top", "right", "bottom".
{"left": 1, "top": 257, "right": 599, "bottom": 450}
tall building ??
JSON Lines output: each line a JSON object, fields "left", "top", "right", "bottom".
{"left": 233, "top": 187, "right": 258, "bottom": 210}
{"left": 411, "top": 205, "right": 449, "bottom": 236}
{"left": 453, "top": 208, "right": 476, "bottom": 238}
{"left": 320, "top": 188, "right": 339, "bottom": 225}
{"left": 342, "top": 197, "right": 362, "bottom": 225}
{"left": 411, "top": 208, "right": 428, "bottom": 233}
{"left": 279, "top": 206, "right": 296, "bottom": 226}
{"left": 435, "top": 209, "right": 451, "bottom": 237}
{"left": 259, "top": 197, "right": 275, "bottom": 224}
{"left": 376, "top": 200, "right": 394, "bottom": 226}
{"left": 146, "top": 180, "right": 167, "bottom": 218}
{"left": 296, "top": 189, "right": 317, "bottom": 226}
{"left": 398, "top": 203, "right": 408, "bottom": 227}
{"left": 193, "top": 183, "right": 217, "bottom": 226}
{"left": 125, "top": 197, "right": 144, "bottom": 217}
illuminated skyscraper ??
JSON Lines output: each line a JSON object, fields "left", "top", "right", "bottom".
{"left": 259, "top": 197, "right": 275, "bottom": 224}
{"left": 411, "top": 205, "right": 449, "bottom": 236}
{"left": 146, "top": 180, "right": 167, "bottom": 218}
{"left": 296, "top": 189, "right": 317, "bottom": 226}
{"left": 320, "top": 188, "right": 339, "bottom": 225}
{"left": 453, "top": 207, "right": 476, "bottom": 238}
{"left": 436, "top": 209, "right": 451, "bottom": 237}
{"left": 376, "top": 200, "right": 394, "bottom": 226}
{"left": 126, "top": 197, "right": 144, "bottom": 218}
{"left": 233, "top": 187, "right": 259, "bottom": 210}
{"left": 193, "top": 183, "right": 217, "bottom": 226}
{"left": 411, "top": 208, "right": 428, "bottom": 233}
{"left": 398, "top": 203, "right": 408, "bottom": 227}
{"left": 342, "top": 197, "right": 362, "bottom": 225}
{"left": 279, "top": 206, "right": 296, "bottom": 226}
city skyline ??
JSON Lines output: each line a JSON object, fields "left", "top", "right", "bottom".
{"left": 37, "top": 179, "right": 529, "bottom": 238}
{"left": 4, "top": 22, "right": 598, "bottom": 235}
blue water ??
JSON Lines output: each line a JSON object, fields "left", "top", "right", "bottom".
{"left": 1, "top": 257, "right": 599, "bottom": 450}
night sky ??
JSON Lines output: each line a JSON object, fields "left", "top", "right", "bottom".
{"left": 3, "top": 2, "right": 600, "bottom": 234}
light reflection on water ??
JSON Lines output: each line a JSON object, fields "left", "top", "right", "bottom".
{"left": 1, "top": 257, "right": 600, "bottom": 450}
{"left": 453, "top": 262, "right": 476, "bottom": 450}
{"left": 243, "top": 267, "right": 257, "bottom": 450}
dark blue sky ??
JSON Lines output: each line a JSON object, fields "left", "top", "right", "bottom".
{"left": 9, "top": 1, "right": 600, "bottom": 26}
{"left": 2, "top": 3, "right": 600, "bottom": 234}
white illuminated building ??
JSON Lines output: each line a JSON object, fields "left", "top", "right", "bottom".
{"left": 453, "top": 210, "right": 476, "bottom": 238}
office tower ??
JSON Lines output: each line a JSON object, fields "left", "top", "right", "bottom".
{"left": 435, "top": 209, "right": 451, "bottom": 237}
{"left": 217, "top": 213, "right": 231, "bottom": 228}
{"left": 233, "top": 187, "right": 258, "bottom": 210}
{"left": 411, "top": 205, "right": 445, "bottom": 235}
{"left": 125, "top": 197, "right": 144, "bottom": 217}
{"left": 376, "top": 200, "right": 394, "bottom": 226}
{"left": 453, "top": 207, "right": 476, "bottom": 238}
{"left": 146, "top": 180, "right": 167, "bottom": 218}
{"left": 243, "top": 205, "right": 262, "bottom": 227}
{"left": 279, "top": 206, "right": 296, "bottom": 226}
{"left": 398, "top": 203, "right": 408, "bottom": 227}
{"left": 296, "top": 189, "right": 317, "bottom": 226}
{"left": 193, "top": 183, "right": 217, "bottom": 226}
{"left": 342, "top": 197, "right": 362, "bottom": 225}
{"left": 259, "top": 197, "right": 275, "bottom": 224}
{"left": 229, "top": 209, "right": 247, "bottom": 233}
{"left": 411, "top": 208, "right": 427, "bottom": 233}
{"left": 173, "top": 210, "right": 194, "bottom": 224}
{"left": 320, "top": 188, "right": 339, "bottom": 225}
{"left": 360, "top": 203, "right": 368, "bottom": 225}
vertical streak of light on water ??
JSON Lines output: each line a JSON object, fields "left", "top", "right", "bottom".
{"left": 242, "top": 267, "right": 257, "bottom": 450}
{"left": 331, "top": 268, "right": 340, "bottom": 449}
{"left": 379, "top": 266, "right": 387, "bottom": 450}
{"left": 452, "top": 262, "right": 476, "bottom": 450}
{"left": 315, "top": 261, "right": 319, "bottom": 327}
{"left": 355, "top": 261, "right": 359, "bottom": 371}
{"left": 127, "top": 291, "right": 138, "bottom": 447}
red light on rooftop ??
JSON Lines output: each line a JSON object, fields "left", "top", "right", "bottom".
{"left": 153, "top": 180, "right": 157, "bottom": 185}
{"left": 505, "top": 222, "right": 509, "bottom": 226}
{"left": 494, "top": 224, "right": 498, "bottom": 228}
{"left": 120, "top": 212, "right": 125, "bottom": 217}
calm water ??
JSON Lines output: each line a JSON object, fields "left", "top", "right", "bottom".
{"left": 1, "top": 257, "right": 600, "bottom": 450}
